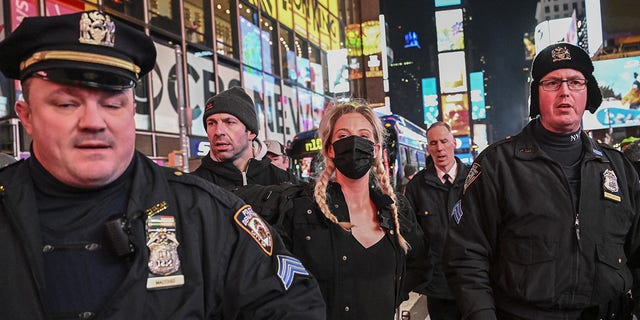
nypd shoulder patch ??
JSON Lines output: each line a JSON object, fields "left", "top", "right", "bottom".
{"left": 451, "top": 200, "right": 464, "bottom": 224}
{"left": 463, "top": 163, "right": 482, "bottom": 194}
{"left": 234, "top": 205, "right": 273, "bottom": 256}
{"left": 276, "top": 255, "right": 309, "bottom": 290}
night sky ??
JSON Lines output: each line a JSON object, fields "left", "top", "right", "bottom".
{"left": 384, "top": 0, "right": 539, "bottom": 141}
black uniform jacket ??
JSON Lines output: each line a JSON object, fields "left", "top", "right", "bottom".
{"left": 276, "top": 182, "right": 431, "bottom": 319}
{"left": 193, "top": 152, "right": 293, "bottom": 188}
{"left": 404, "top": 156, "right": 469, "bottom": 299}
{"left": 0, "top": 152, "right": 325, "bottom": 319}
{"left": 444, "top": 120, "right": 640, "bottom": 320}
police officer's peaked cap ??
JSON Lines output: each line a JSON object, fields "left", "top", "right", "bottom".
{"left": 529, "top": 43, "right": 602, "bottom": 118}
{"left": 0, "top": 10, "right": 156, "bottom": 90}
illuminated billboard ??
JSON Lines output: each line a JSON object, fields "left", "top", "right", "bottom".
{"left": 582, "top": 56, "right": 640, "bottom": 130}
{"left": 435, "top": 0, "right": 461, "bottom": 7}
{"left": 327, "top": 49, "right": 350, "bottom": 93}
{"left": 438, "top": 51, "right": 467, "bottom": 93}
{"left": 585, "top": 0, "right": 603, "bottom": 57}
{"left": 435, "top": 9, "right": 464, "bottom": 52}
{"left": 534, "top": 17, "right": 577, "bottom": 53}
{"left": 441, "top": 93, "right": 470, "bottom": 136}
{"left": 469, "top": 71, "right": 486, "bottom": 120}
{"left": 240, "top": 16, "right": 262, "bottom": 71}
{"left": 422, "top": 77, "right": 439, "bottom": 127}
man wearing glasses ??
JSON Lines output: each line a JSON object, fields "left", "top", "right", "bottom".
{"left": 444, "top": 42, "right": 640, "bottom": 319}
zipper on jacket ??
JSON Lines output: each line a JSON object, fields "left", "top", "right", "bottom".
{"left": 574, "top": 211, "right": 581, "bottom": 242}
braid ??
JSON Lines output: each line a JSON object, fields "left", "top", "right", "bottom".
{"left": 372, "top": 157, "right": 409, "bottom": 253}
{"left": 314, "top": 161, "right": 340, "bottom": 224}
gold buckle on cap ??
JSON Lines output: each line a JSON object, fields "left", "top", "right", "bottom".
{"left": 20, "top": 50, "right": 141, "bottom": 76}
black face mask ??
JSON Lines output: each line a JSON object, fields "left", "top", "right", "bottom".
{"left": 332, "top": 135, "right": 374, "bottom": 179}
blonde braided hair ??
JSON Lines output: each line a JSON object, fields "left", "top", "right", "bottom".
{"left": 313, "top": 99, "right": 409, "bottom": 252}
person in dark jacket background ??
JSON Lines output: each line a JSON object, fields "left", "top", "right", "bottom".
{"left": 193, "top": 86, "right": 294, "bottom": 188}
{"left": 405, "top": 121, "right": 469, "bottom": 319}
{"left": 0, "top": 11, "right": 325, "bottom": 319}
{"left": 276, "top": 100, "right": 430, "bottom": 320}
{"left": 444, "top": 42, "right": 640, "bottom": 320}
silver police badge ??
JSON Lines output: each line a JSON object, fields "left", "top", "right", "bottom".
{"left": 147, "top": 231, "right": 180, "bottom": 276}
{"left": 602, "top": 169, "right": 622, "bottom": 202}
{"left": 603, "top": 169, "right": 619, "bottom": 193}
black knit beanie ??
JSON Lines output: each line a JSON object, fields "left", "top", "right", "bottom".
{"left": 202, "top": 87, "right": 259, "bottom": 134}
{"left": 529, "top": 43, "right": 602, "bottom": 118}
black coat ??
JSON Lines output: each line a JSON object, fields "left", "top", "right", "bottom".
{"left": 404, "top": 156, "right": 469, "bottom": 299}
{"left": 444, "top": 120, "right": 640, "bottom": 319}
{"left": 277, "top": 182, "right": 431, "bottom": 320}
{"left": 193, "top": 152, "right": 294, "bottom": 188}
{"left": 0, "top": 152, "right": 325, "bottom": 319}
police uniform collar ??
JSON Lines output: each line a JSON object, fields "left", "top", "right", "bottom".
{"left": 515, "top": 119, "right": 607, "bottom": 162}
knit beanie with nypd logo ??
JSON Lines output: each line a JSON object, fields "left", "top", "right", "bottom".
{"left": 529, "top": 43, "right": 602, "bottom": 118}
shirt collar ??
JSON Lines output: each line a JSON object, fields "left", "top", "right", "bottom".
{"left": 436, "top": 161, "right": 457, "bottom": 183}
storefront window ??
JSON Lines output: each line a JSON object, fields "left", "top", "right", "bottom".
{"left": 104, "top": 0, "right": 144, "bottom": 20}
{"left": 184, "top": 0, "right": 205, "bottom": 45}
{"left": 148, "top": 0, "right": 180, "bottom": 35}
{"left": 214, "top": 0, "right": 236, "bottom": 59}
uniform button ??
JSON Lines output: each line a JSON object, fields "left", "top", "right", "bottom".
{"left": 344, "top": 306, "right": 350, "bottom": 312}
{"left": 306, "top": 209, "right": 312, "bottom": 215}
{"left": 42, "top": 245, "right": 54, "bottom": 253}
{"left": 424, "top": 210, "right": 429, "bottom": 215}
{"left": 342, "top": 255, "right": 348, "bottom": 261}
{"left": 305, "top": 235, "right": 311, "bottom": 240}
{"left": 173, "top": 171, "right": 183, "bottom": 176}
{"left": 618, "top": 258, "right": 622, "bottom": 264}
{"left": 0, "top": 185, "right": 5, "bottom": 192}
{"left": 390, "top": 230, "right": 394, "bottom": 235}
{"left": 334, "top": 204, "right": 339, "bottom": 208}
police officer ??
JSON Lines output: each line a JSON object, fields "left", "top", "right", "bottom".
{"left": 193, "top": 87, "right": 294, "bottom": 188}
{"left": 405, "top": 121, "right": 468, "bottom": 319}
{"left": 444, "top": 43, "right": 640, "bottom": 320}
{"left": 0, "top": 11, "right": 324, "bottom": 319}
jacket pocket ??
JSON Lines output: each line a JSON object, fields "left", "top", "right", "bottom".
{"left": 496, "top": 238, "right": 557, "bottom": 303}
{"left": 593, "top": 243, "right": 632, "bottom": 302}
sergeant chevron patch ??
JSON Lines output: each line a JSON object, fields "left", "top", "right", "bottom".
{"left": 276, "top": 255, "right": 309, "bottom": 290}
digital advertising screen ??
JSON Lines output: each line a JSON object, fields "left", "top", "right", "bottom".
{"left": 435, "top": 0, "right": 461, "bottom": 8}
{"left": 469, "top": 71, "right": 486, "bottom": 120}
{"left": 327, "top": 49, "right": 350, "bottom": 93}
{"left": 240, "top": 16, "right": 262, "bottom": 71}
{"left": 422, "top": 77, "right": 439, "bottom": 127}
{"left": 582, "top": 56, "right": 640, "bottom": 130}
{"left": 438, "top": 51, "right": 467, "bottom": 93}
{"left": 435, "top": 9, "right": 464, "bottom": 52}
{"left": 441, "top": 93, "right": 470, "bottom": 136}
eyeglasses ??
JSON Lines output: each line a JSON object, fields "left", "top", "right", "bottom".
{"left": 539, "top": 79, "right": 588, "bottom": 91}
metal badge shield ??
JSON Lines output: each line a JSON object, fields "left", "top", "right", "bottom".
{"left": 603, "top": 169, "right": 621, "bottom": 202}
{"left": 147, "top": 230, "right": 180, "bottom": 275}
{"left": 79, "top": 11, "right": 115, "bottom": 47}
{"left": 551, "top": 46, "right": 571, "bottom": 62}
{"left": 145, "top": 214, "right": 184, "bottom": 290}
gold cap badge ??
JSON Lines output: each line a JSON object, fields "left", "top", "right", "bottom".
{"left": 79, "top": 11, "right": 115, "bottom": 47}
{"left": 551, "top": 46, "right": 571, "bottom": 62}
